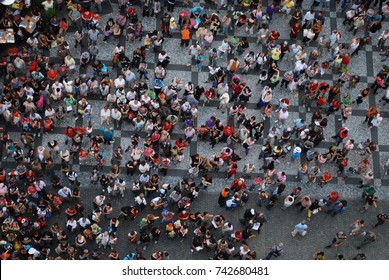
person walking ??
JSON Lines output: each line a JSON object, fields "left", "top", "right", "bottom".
{"left": 356, "top": 231, "right": 376, "bottom": 250}
{"left": 349, "top": 219, "right": 365, "bottom": 236}
{"left": 373, "top": 213, "right": 389, "bottom": 228}
{"left": 325, "top": 231, "right": 347, "bottom": 248}
{"left": 265, "top": 243, "right": 283, "bottom": 260}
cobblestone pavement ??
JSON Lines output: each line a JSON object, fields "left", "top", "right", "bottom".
{"left": 1, "top": 0, "right": 389, "bottom": 260}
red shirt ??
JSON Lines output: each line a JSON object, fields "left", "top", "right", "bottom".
{"left": 322, "top": 172, "right": 333, "bottom": 181}
{"left": 64, "top": 127, "right": 76, "bottom": 138}
{"left": 231, "top": 179, "right": 247, "bottom": 191}
{"left": 175, "top": 140, "right": 187, "bottom": 149}
{"left": 47, "top": 69, "right": 58, "bottom": 81}
{"left": 291, "top": 23, "right": 301, "bottom": 33}
{"left": 375, "top": 76, "right": 384, "bottom": 86}
{"left": 232, "top": 84, "right": 243, "bottom": 94}
{"left": 340, "top": 158, "right": 348, "bottom": 168}
{"left": 317, "top": 97, "right": 326, "bottom": 106}
{"left": 223, "top": 126, "right": 234, "bottom": 137}
{"left": 342, "top": 55, "right": 350, "bottom": 65}
{"left": 339, "top": 127, "right": 348, "bottom": 139}
{"left": 327, "top": 191, "right": 340, "bottom": 203}
{"left": 163, "top": 122, "right": 172, "bottom": 132}
{"left": 28, "top": 60, "right": 37, "bottom": 72}
{"left": 308, "top": 82, "right": 318, "bottom": 93}
{"left": 331, "top": 100, "right": 340, "bottom": 110}
{"left": 82, "top": 11, "right": 93, "bottom": 21}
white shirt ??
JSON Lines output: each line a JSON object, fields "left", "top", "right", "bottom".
{"left": 135, "top": 196, "right": 147, "bottom": 205}
{"left": 58, "top": 187, "right": 71, "bottom": 198}
{"left": 78, "top": 218, "right": 91, "bottom": 228}
{"left": 139, "top": 163, "right": 150, "bottom": 173}
{"left": 129, "top": 100, "right": 141, "bottom": 111}
{"left": 34, "top": 181, "right": 46, "bottom": 191}
{"left": 218, "top": 41, "right": 230, "bottom": 52}
{"left": 303, "top": 11, "right": 315, "bottom": 23}
{"left": 278, "top": 109, "right": 289, "bottom": 120}
{"left": 126, "top": 90, "right": 137, "bottom": 100}
{"left": 294, "top": 60, "right": 307, "bottom": 71}
{"left": 94, "top": 196, "right": 105, "bottom": 207}
{"left": 158, "top": 53, "right": 168, "bottom": 62}
{"left": 66, "top": 219, "right": 77, "bottom": 230}
{"left": 111, "top": 110, "right": 122, "bottom": 121}
{"left": 290, "top": 44, "right": 302, "bottom": 55}
{"left": 100, "top": 108, "right": 111, "bottom": 118}
{"left": 220, "top": 92, "right": 230, "bottom": 104}
{"left": 114, "top": 77, "right": 125, "bottom": 88}
{"left": 52, "top": 83, "right": 64, "bottom": 92}
{"left": 189, "top": 45, "right": 201, "bottom": 56}
{"left": 140, "top": 94, "right": 151, "bottom": 104}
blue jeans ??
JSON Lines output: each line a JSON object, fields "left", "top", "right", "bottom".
{"left": 197, "top": 61, "right": 203, "bottom": 72}
{"left": 222, "top": 26, "right": 229, "bottom": 35}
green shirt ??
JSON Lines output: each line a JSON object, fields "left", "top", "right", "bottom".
{"left": 343, "top": 96, "right": 352, "bottom": 105}
{"left": 230, "top": 37, "right": 240, "bottom": 47}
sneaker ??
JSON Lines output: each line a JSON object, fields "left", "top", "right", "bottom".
{"left": 143, "top": 246, "right": 147, "bottom": 251}
{"left": 190, "top": 249, "right": 194, "bottom": 253}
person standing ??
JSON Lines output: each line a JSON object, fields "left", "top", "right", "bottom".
{"left": 218, "top": 92, "right": 230, "bottom": 113}
{"left": 291, "top": 220, "right": 308, "bottom": 237}
{"left": 167, "top": 0, "right": 176, "bottom": 12}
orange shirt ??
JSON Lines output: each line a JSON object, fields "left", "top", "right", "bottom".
{"left": 181, "top": 29, "right": 190, "bottom": 40}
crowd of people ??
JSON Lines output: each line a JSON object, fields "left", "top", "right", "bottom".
{"left": 0, "top": 0, "right": 389, "bottom": 260}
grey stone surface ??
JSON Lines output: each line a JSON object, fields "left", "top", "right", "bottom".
{"left": 1, "top": 0, "right": 389, "bottom": 260}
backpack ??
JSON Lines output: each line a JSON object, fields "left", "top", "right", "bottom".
{"left": 116, "top": 15, "right": 126, "bottom": 26}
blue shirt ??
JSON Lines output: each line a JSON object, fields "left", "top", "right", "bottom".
{"left": 100, "top": 63, "right": 107, "bottom": 73}
{"left": 267, "top": 5, "right": 275, "bottom": 16}
{"left": 100, "top": 128, "right": 113, "bottom": 140}
{"left": 192, "top": 6, "right": 203, "bottom": 15}
{"left": 295, "top": 223, "right": 308, "bottom": 232}
{"left": 294, "top": 119, "right": 305, "bottom": 129}
{"left": 153, "top": 79, "right": 164, "bottom": 89}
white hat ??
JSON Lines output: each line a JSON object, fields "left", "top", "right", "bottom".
{"left": 294, "top": 147, "right": 302, "bottom": 153}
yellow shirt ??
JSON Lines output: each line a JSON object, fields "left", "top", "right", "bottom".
{"left": 285, "top": 0, "right": 295, "bottom": 9}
